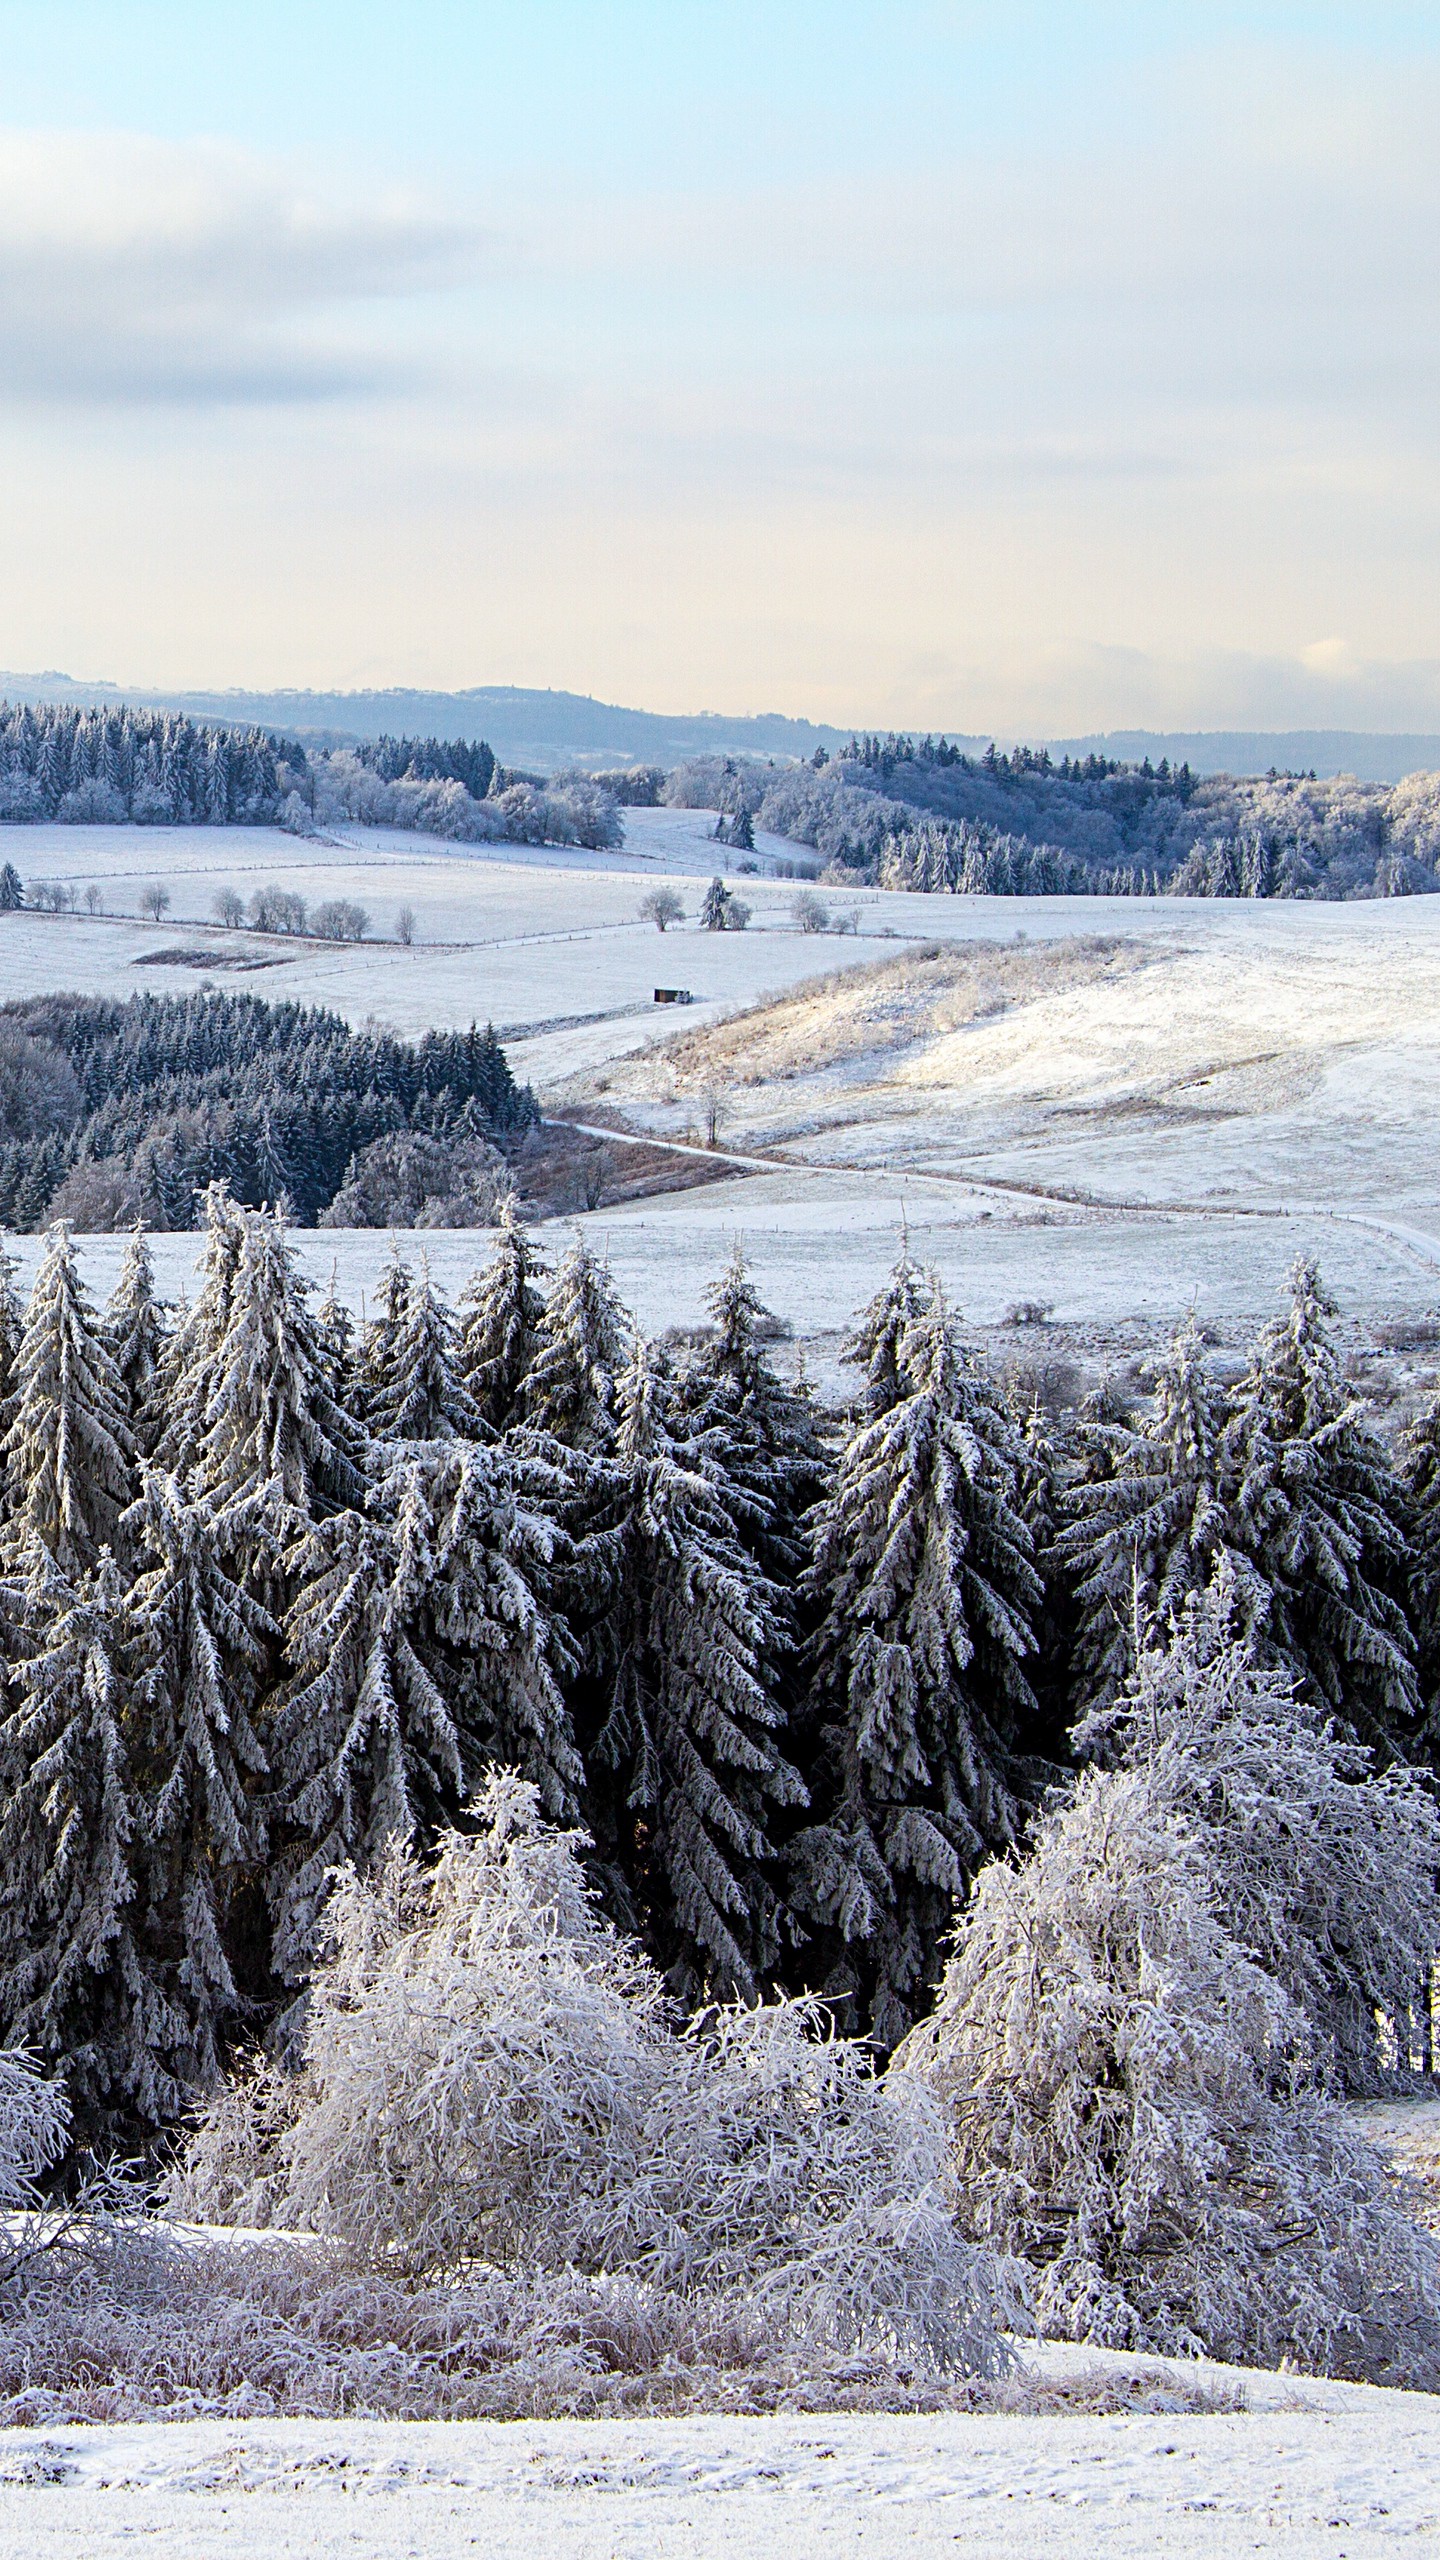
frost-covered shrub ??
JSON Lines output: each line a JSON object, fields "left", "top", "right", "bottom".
{"left": 1077, "top": 1580, "right": 1440, "bottom": 2093}
{"left": 172, "top": 1776, "right": 1010, "bottom": 2376}
{"left": 0, "top": 2050, "right": 69, "bottom": 2213}
{"left": 899, "top": 1748, "right": 1440, "bottom": 2381}
{"left": 57, "top": 780, "right": 127, "bottom": 825}
{"left": 318, "top": 1130, "right": 514, "bottom": 1230}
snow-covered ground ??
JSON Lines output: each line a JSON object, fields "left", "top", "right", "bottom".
{"left": 5, "top": 2361, "right": 1440, "bottom": 2558}
{"left": 5, "top": 809, "right": 1440, "bottom": 1341}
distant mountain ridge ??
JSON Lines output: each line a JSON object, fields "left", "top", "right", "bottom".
{"left": 0, "top": 676, "right": 1437, "bottom": 783}
{"left": 1052, "top": 731, "right": 1440, "bottom": 785}
{"left": 0, "top": 676, "right": 856, "bottom": 773}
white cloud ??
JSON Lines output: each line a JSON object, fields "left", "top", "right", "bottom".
{"left": 0, "top": 131, "right": 485, "bottom": 401}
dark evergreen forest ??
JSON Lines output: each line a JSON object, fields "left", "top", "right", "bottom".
{"left": 0, "top": 1204, "right": 1434, "bottom": 2158}
{"left": 0, "top": 992, "right": 536, "bottom": 1231}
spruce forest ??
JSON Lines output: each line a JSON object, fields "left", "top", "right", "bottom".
{"left": 3, "top": 1196, "right": 1437, "bottom": 2164}
{"left": 0, "top": 992, "right": 537, "bottom": 1232}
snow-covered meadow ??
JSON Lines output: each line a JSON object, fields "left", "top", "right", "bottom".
{"left": 6, "top": 2367, "right": 1440, "bottom": 2559}
{"left": 5, "top": 804, "right": 1440, "bottom": 1352}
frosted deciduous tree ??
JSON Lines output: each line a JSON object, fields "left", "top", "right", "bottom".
{"left": 1077, "top": 1577, "right": 1440, "bottom": 2092}
{"left": 583, "top": 1343, "right": 804, "bottom": 2001}
{"left": 1224, "top": 1261, "right": 1422, "bottom": 1754}
{"left": 522, "top": 1234, "right": 632, "bottom": 1453}
{"left": 899, "top": 1717, "right": 1440, "bottom": 2380}
{"left": 172, "top": 1775, "right": 1009, "bottom": 2379}
{"left": 458, "top": 1202, "right": 546, "bottom": 1434}
{"left": 104, "top": 1222, "right": 166, "bottom": 1457}
{"left": 792, "top": 1295, "right": 1044, "bottom": 2048}
{"left": 0, "top": 1547, "right": 183, "bottom": 2143}
{"left": 3, "top": 1223, "right": 134, "bottom": 1576}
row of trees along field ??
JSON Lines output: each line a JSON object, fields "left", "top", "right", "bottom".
{"left": 2, "top": 1199, "right": 1439, "bottom": 2154}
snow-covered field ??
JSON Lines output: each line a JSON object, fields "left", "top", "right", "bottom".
{"left": 5, "top": 807, "right": 1440, "bottom": 1345}
{"left": 5, "top": 2361, "right": 1439, "bottom": 2558}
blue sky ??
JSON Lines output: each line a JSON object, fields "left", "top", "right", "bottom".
{"left": 0, "top": 2, "right": 1436, "bottom": 729}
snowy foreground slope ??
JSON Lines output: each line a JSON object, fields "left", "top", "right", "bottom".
{"left": 4, "top": 2360, "right": 1439, "bottom": 2559}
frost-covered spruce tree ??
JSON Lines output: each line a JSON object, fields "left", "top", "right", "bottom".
{"left": 191, "top": 1206, "right": 362, "bottom": 1593}
{"left": 269, "top": 1486, "right": 466, "bottom": 1980}
{"left": 0, "top": 1242, "right": 22, "bottom": 1415}
{"left": 1054, "top": 1319, "right": 1257, "bottom": 1715}
{"left": 582, "top": 1341, "right": 804, "bottom": 2002}
{"left": 1223, "top": 1260, "right": 1423, "bottom": 1754}
{"left": 1077, "top": 1573, "right": 1440, "bottom": 2093}
{"left": 387, "top": 1441, "right": 583, "bottom": 1821}
{"left": 2, "top": 1223, "right": 134, "bottom": 1576}
{"left": 151, "top": 1183, "right": 247, "bottom": 1479}
{"left": 354, "top": 1249, "right": 409, "bottom": 1433}
{"left": 457, "top": 1201, "right": 546, "bottom": 1434}
{"left": 272, "top": 1442, "right": 580, "bottom": 1980}
{"left": 104, "top": 1222, "right": 166, "bottom": 1457}
{"left": 791, "top": 1291, "right": 1045, "bottom": 2048}
{"left": 364, "top": 1258, "right": 483, "bottom": 1443}
{"left": 843, "top": 1250, "right": 934, "bottom": 1419}
{"left": 125, "top": 1467, "right": 276, "bottom": 2072}
{"left": 0, "top": 1545, "right": 185, "bottom": 2144}
{"left": 521, "top": 1233, "right": 632, "bottom": 1453}
{"left": 1400, "top": 1377, "right": 1440, "bottom": 1718}
{"left": 313, "top": 1266, "right": 357, "bottom": 1422}
{"left": 898, "top": 1714, "right": 1440, "bottom": 2381}
{"left": 678, "top": 1247, "right": 829, "bottom": 1586}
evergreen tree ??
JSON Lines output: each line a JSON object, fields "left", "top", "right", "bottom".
{"left": 521, "top": 1233, "right": 632, "bottom": 1453}
{"left": 457, "top": 1201, "right": 546, "bottom": 1432}
{"left": 104, "top": 1222, "right": 167, "bottom": 1457}
{"left": 0, "top": 1242, "right": 22, "bottom": 1404}
{"left": 269, "top": 1491, "right": 466, "bottom": 1979}
{"left": 0, "top": 1546, "right": 185, "bottom": 2143}
{"left": 354, "top": 1249, "right": 410, "bottom": 1433}
{"left": 791, "top": 1293, "right": 1044, "bottom": 2047}
{"left": 124, "top": 1468, "right": 275, "bottom": 2078}
{"left": 679, "top": 1247, "right": 828, "bottom": 1585}
{"left": 582, "top": 1341, "right": 804, "bottom": 2002}
{"left": 151, "top": 1184, "right": 246, "bottom": 1479}
{"left": 313, "top": 1264, "right": 356, "bottom": 1420}
{"left": 0, "top": 863, "right": 23, "bottom": 910}
{"left": 365, "top": 1258, "right": 482, "bottom": 1442}
{"left": 1224, "top": 1261, "right": 1423, "bottom": 1755}
{"left": 191, "top": 1206, "right": 362, "bottom": 1590}
{"left": 701, "top": 875, "right": 732, "bottom": 929}
{"left": 843, "top": 1250, "right": 934, "bottom": 1419}
{"left": 2, "top": 1223, "right": 134, "bottom": 1576}
{"left": 1054, "top": 1319, "right": 1260, "bottom": 1714}
{"left": 1402, "top": 1378, "right": 1440, "bottom": 1718}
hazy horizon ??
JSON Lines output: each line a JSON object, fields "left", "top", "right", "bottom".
{"left": 0, "top": 4, "right": 1436, "bottom": 734}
